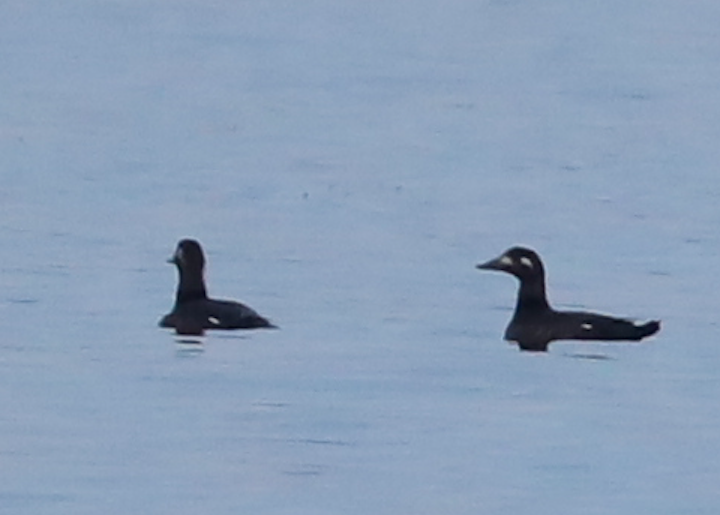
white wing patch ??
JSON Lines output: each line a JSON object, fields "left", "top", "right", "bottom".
{"left": 519, "top": 256, "right": 534, "bottom": 268}
{"left": 208, "top": 316, "right": 221, "bottom": 326}
{"left": 581, "top": 323, "right": 593, "bottom": 330}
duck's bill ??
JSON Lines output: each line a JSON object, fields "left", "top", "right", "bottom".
{"left": 476, "top": 256, "right": 505, "bottom": 271}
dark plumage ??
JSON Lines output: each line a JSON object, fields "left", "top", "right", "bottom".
{"left": 476, "top": 247, "right": 660, "bottom": 352}
{"left": 159, "top": 239, "right": 275, "bottom": 331}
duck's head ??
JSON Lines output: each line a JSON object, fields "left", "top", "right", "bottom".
{"left": 476, "top": 246, "right": 545, "bottom": 280}
{"left": 169, "top": 239, "right": 206, "bottom": 271}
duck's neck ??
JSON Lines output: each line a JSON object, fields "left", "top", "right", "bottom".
{"left": 515, "top": 275, "right": 551, "bottom": 312}
{"left": 175, "top": 267, "right": 208, "bottom": 304}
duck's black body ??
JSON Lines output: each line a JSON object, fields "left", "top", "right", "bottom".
{"left": 476, "top": 247, "right": 660, "bottom": 352}
{"left": 159, "top": 239, "right": 275, "bottom": 331}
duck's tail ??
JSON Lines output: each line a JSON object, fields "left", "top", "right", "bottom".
{"left": 635, "top": 320, "right": 661, "bottom": 340}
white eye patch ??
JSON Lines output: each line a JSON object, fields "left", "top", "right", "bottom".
{"left": 499, "top": 255, "right": 514, "bottom": 266}
{"left": 519, "top": 256, "right": 534, "bottom": 268}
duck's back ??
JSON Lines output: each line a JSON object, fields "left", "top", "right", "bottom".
{"left": 506, "top": 309, "right": 660, "bottom": 351}
{"left": 160, "top": 298, "right": 275, "bottom": 330}
{"left": 202, "top": 298, "right": 275, "bottom": 329}
{"left": 553, "top": 311, "right": 660, "bottom": 342}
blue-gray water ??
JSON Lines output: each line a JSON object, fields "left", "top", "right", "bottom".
{"left": 1, "top": 1, "right": 719, "bottom": 513}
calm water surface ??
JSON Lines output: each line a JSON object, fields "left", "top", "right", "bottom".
{"left": 1, "top": 1, "right": 719, "bottom": 514}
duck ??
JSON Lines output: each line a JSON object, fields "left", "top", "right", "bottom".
{"left": 476, "top": 246, "right": 660, "bottom": 352}
{"left": 159, "top": 239, "right": 275, "bottom": 331}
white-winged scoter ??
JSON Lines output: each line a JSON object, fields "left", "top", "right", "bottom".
{"left": 159, "top": 239, "right": 275, "bottom": 331}
{"left": 476, "top": 246, "right": 660, "bottom": 352}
